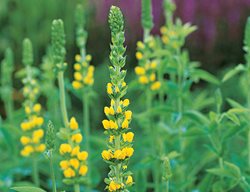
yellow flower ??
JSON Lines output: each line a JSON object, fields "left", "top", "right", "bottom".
{"left": 33, "top": 103, "right": 41, "bottom": 113}
{"left": 33, "top": 129, "right": 44, "bottom": 139}
{"left": 123, "top": 99, "right": 130, "bottom": 107}
{"left": 35, "top": 144, "right": 46, "bottom": 152}
{"left": 109, "top": 107, "right": 115, "bottom": 115}
{"left": 102, "top": 119, "right": 110, "bottom": 129}
{"left": 75, "top": 54, "right": 81, "bottom": 62}
{"left": 72, "top": 81, "right": 82, "bottom": 89}
{"left": 71, "top": 146, "right": 80, "bottom": 156}
{"left": 82, "top": 61, "right": 88, "bottom": 67}
{"left": 69, "top": 158, "right": 80, "bottom": 169}
{"left": 136, "top": 52, "right": 143, "bottom": 60}
{"left": 139, "top": 76, "right": 149, "bottom": 84}
{"left": 122, "top": 119, "right": 129, "bottom": 129}
{"left": 86, "top": 54, "right": 92, "bottom": 62}
{"left": 77, "top": 151, "right": 88, "bottom": 161}
{"left": 122, "top": 132, "right": 134, "bottom": 143}
{"left": 104, "top": 106, "right": 110, "bottom": 116}
{"left": 34, "top": 117, "right": 44, "bottom": 126}
{"left": 125, "top": 110, "right": 132, "bottom": 120}
{"left": 135, "top": 66, "right": 145, "bottom": 75}
{"left": 84, "top": 76, "right": 94, "bottom": 85}
{"left": 116, "top": 106, "right": 122, "bottom": 113}
{"left": 88, "top": 65, "right": 95, "bottom": 72}
{"left": 162, "top": 35, "right": 169, "bottom": 44}
{"left": 21, "top": 145, "right": 34, "bottom": 157}
{"left": 102, "top": 150, "right": 113, "bottom": 160}
{"left": 136, "top": 41, "right": 145, "bottom": 49}
{"left": 74, "top": 63, "right": 81, "bottom": 71}
{"left": 25, "top": 106, "right": 31, "bottom": 114}
{"left": 74, "top": 72, "right": 82, "bottom": 81}
{"left": 60, "top": 160, "right": 69, "bottom": 170}
{"left": 126, "top": 175, "right": 133, "bottom": 185}
{"left": 63, "top": 168, "right": 75, "bottom": 178}
{"left": 109, "top": 181, "right": 121, "bottom": 191}
{"left": 122, "top": 165, "right": 127, "bottom": 170}
{"left": 150, "top": 61, "right": 157, "bottom": 69}
{"left": 115, "top": 86, "right": 120, "bottom": 93}
{"left": 150, "top": 73, "right": 156, "bottom": 81}
{"left": 160, "top": 26, "right": 168, "bottom": 34}
{"left": 59, "top": 143, "right": 72, "bottom": 155}
{"left": 122, "top": 147, "right": 134, "bottom": 158}
{"left": 109, "top": 135, "right": 114, "bottom": 143}
{"left": 21, "top": 122, "right": 31, "bottom": 131}
{"left": 20, "top": 136, "right": 31, "bottom": 145}
{"left": 107, "top": 83, "right": 113, "bottom": 94}
{"left": 71, "top": 133, "right": 83, "bottom": 143}
{"left": 110, "top": 120, "right": 118, "bottom": 129}
{"left": 69, "top": 117, "right": 78, "bottom": 130}
{"left": 150, "top": 81, "right": 161, "bottom": 90}
{"left": 79, "top": 165, "right": 88, "bottom": 176}
{"left": 114, "top": 149, "right": 126, "bottom": 160}
{"left": 122, "top": 82, "right": 126, "bottom": 87}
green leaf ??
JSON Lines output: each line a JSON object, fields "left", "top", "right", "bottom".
{"left": 222, "top": 64, "right": 245, "bottom": 82}
{"left": 11, "top": 187, "right": 46, "bottom": 192}
{"left": 224, "top": 112, "right": 240, "bottom": 125}
{"left": 192, "top": 69, "right": 220, "bottom": 85}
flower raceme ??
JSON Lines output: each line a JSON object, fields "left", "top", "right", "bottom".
{"left": 59, "top": 117, "right": 88, "bottom": 179}
{"left": 72, "top": 54, "right": 94, "bottom": 90}
{"left": 102, "top": 6, "right": 134, "bottom": 191}
{"left": 135, "top": 38, "right": 161, "bottom": 91}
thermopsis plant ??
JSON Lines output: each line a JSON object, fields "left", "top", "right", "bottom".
{"left": 101, "top": 6, "right": 134, "bottom": 192}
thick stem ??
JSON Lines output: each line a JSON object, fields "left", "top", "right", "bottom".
{"left": 58, "top": 71, "right": 69, "bottom": 128}
{"left": 74, "top": 184, "right": 80, "bottom": 192}
{"left": 166, "top": 180, "right": 169, "bottom": 192}
{"left": 32, "top": 158, "right": 39, "bottom": 186}
{"left": 49, "top": 151, "right": 57, "bottom": 192}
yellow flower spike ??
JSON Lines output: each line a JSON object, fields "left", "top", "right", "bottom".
{"left": 33, "top": 103, "right": 41, "bottom": 113}
{"left": 74, "top": 72, "right": 83, "bottom": 81}
{"left": 150, "top": 73, "right": 156, "bottom": 81}
{"left": 125, "top": 110, "right": 132, "bottom": 120}
{"left": 114, "top": 149, "right": 126, "bottom": 160}
{"left": 122, "top": 132, "right": 134, "bottom": 143}
{"left": 109, "top": 107, "right": 115, "bottom": 115}
{"left": 59, "top": 143, "right": 72, "bottom": 155}
{"left": 136, "top": 41, "right": 145, "bottom": 49}
{"left": 134, "top": 66, "right": 145, "bottom": 75}
{"left": 123, "top": 99, "right": 130, "bottom": 107}
{"left": 136, "top": 52, "right": 143, "bottom": 60}
{"left": 109, "top": 135, "right": 114, "bottom": 143}
{"left": 102, "top": 119, "right": 110, "bottom": 129}
{"left": 74, "top": 63, "right": 81, "bottom": 71}
{"left": 122, "top": 119, "right": 129, "bottom": 129}
{"left": 77, "top": 151, "right": 88, "bottom": 161}
{"left": 104, "top": 106, "right": 110, "bottom": 116}
{"left": 35, "top": 144, "right": 46, "bottom": 152}
{"left": 69, "top": 158, "right": 80, "bottom": 169}
{"left": 25, "top": 106, "right": 31, "bottom": 114}
{"left": 139, "top": 76, "right": 149, "bottom": 84}
{"left": 160, "top": 26, "right": 168, "bottom": 34}
{"left": 126, "top": 176, "right": 133, "bottom": 185}
{"left": 69, "top": 117, "right": 79, "bottom": 130}
{"left": 71, "top": 146, "right": 80, "bottom": 156}
{"left": 85, "top": 54, "right": 92, "bottom": 62}
{"left": 75, "top": 54, "right": 82, "bottom": 62}
{"left": 63, "top": 168, "right": 76, "bottom": 178}
{"left": 79, "top": 165, "right": 88, "bottom": 176}
{"left": 116, "top": 106, "right": 122, "bottom": 113}
{"left": 72, "top": 81, "right": 82, "bottom": 89}
{"left": 150, "top": 81, "right": 161, "bottom": 90}
{"left": 20, "top": 136, "right": 31, "bottom": 145}
{"left": 107, "top": 83, "right": 113, "bottom": 95}
{"left": 60, "top": 160, "right": 69, "bottom": 170}
{"left": 71, "top": 133, "right": 83, "bottom": 143}
{"left": 102, "top": 150, "right": 112, "bottom": 160}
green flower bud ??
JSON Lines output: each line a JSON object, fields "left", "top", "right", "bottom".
{"left": 142, "top": 0, "right": 153, "bottom": 31}
{"left": 22, "top": 38, "right": 33, "bottom": 66}
{"left": 46, "top": 120, "right": 56, "bottom": 150}
{"left": 75, "top": 4, "right": 87, "bottom": 49}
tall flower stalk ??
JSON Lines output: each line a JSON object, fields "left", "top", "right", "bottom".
{"left": 71, "top": 4, "right": 95, "bottom": 188}
{"left": 1, "top": 48, "right": 14, "bottom": 122}
{"left": 101, "top": 6, "right": 134, "bottom": 191}
{"left": 51, "top": 19, "right": 88, "bottom": 192}
{"left": 20, "top": 38, "right": 46, "bottom": 186}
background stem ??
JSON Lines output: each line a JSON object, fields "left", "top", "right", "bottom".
{"left": 49, "top": 151, "right": 57, "bottom": 192}
{"left": 32, "top": 158, "right": 39, "bottom": 186}
{"left": 74, "top": 184, "right": 80, "bottom": 192}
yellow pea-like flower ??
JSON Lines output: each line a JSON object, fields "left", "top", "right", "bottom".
{"left": 102, "top": 119, "right": 110, "bottom": 129}
{"left": 150, "top": 81, "right": 161, "bottom": 90}
{"left": 126, "top": 175, "right": 133, "bottom": 185}
{"left": 122, "top": 119, "right": 129, "bottom": 129}
{"left": 74, "top": 63, "right": 81, "bottom": 71}
{"left": 25, "top": 106, "right": 31, "bottom": 114}
{"left": 116, "top": 106, "right": 122, "bottom": 113}
{"left": 136, "top": 52, "right": 143, "bottom": 60}
{"left": 110, "top": 120, "right": 118, "bottom": 129}
{"left": 104, "top": 106, "right": 110, "bottom": 116}
{"left": 123, "top": 99, "right": 130, "bottom": 107}
{"left": 59, "top": 143, "right": 72, "bottom": 155}
{"left": 33, "top": 103, "right": 41, "bottom": 113}
{"left": 102, "top": 150, "right": 113, "bottom": 160}
{"left": 60, "top": 160, "right": 69, "bottom": 170}
{"left": 33, "top": 129, "right": 44, "bottom": 139}
{"left": 77, "top": 151, "right": 88, "bottom": 161}
{"left": 74, "top": 72, "right": 83, "bottom": 81}
{"left": 79, "top": 165, "right": 88, "bottom": 176}
{"left": 122, "top": 132, "right": 134, "bottom": 143}
{"left": 109, "top": 181, "right": 121, "bottom": 191}
{"left": 107, "top": 83, "right": 113, "bottom": 94}
{"left": 122, "top": 147, "right": 134, "bottom": 158}
{"left": 114, "top": 149, "right": 126, "bottom": 160}
{"left": 20, "top": 136, "right": 31, "bottom": 145}
{"left": 71, "top": 146, "right": 80, "bottom": 156}
{"left": 135, "top": 66, "right": 145, "bottom": 75}
{"left": 137, "top": 41, "right": 145, "bottom": 49}
{"left": 69, "top": 117, "right": 78, "bottom": 130}
{"left": 139, "top": 76, "right": 149, "bottom": 84}
{"left": 109, "top": 135, "right": 114, "bottom": 143}
{"left": 69, "top": 158, "right": 80, "bottom": 169}
{"left": 150, "top": 73, "right": 156, "bottom": 81}
{"left": 72, "top": 81, "right": 82, "bottom": 89}
{"left": 85, "top": 54, "right": 92, "bottom": 62}
{"left": 71, "top": 133, "right": 83, "bottom": 143}
{"left": 75, "top": 54, "right": 82, "bottom": 62}
{"left": 63, "top": 168, "right": 76, "bottom": 178}
{"left": 35, "top": 144, "right": 46, "bottom": 152}
{"left": 125, "top": 110, "right": 132, "bottom": 120}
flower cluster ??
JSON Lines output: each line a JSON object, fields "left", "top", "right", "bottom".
{"left": 20, "top": 39, "right": 45, "bottom": 157}
{"left": 160, "top": 26, "right": 179, "bottom": 49}
{"left": 72, "top": 54, "right": 94, "bottom": 90}
{"left": 135, "top": 38, "right": 161, "bottom": 91}
{"left": 59, "top": 117, "right": 88, "bottom": 180}
{"left": 101, "top": 6, "right": 134, "bottom": 191}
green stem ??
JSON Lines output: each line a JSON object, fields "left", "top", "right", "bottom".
{"left": 58, "top": 71, "right": 69, "bottom": 128}
{"left": 248, "top": 130, "right": 250, "bottom": 168}
{"left": 74, "top": 184, "right": 80, "bottom": 192}
{"left": 143, "top": 28, "right": 150, "bottom": 42}
{"left": 49, "top": 151, "right": 57, "bottom": 192}
{"left": 166, "top": 180, "right": 169, "bottom": 192}
{"left": 32, "top": 158, "right": 39, "bottom": 186}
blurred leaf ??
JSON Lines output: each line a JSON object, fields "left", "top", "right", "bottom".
{"left": 192, "top": 69, "right": 220, "bottom": 85}
{"left": 11, "top": 187, "right": 46, "bottom": 192}
{"left": 222, "top": 64, "right": 245, "bottom": 82}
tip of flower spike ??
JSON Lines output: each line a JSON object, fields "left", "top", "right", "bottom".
{"left": 22, "top": 38, "right": 33, "bottom": 66}
{"left": 109, "top": 5, "right": 124, "bottom": 34}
